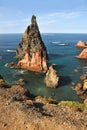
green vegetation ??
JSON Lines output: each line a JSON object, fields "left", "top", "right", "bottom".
{"left": 59, "top": 101, "right": 87, "bottom": 111}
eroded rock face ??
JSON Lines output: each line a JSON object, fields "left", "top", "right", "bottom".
{"left": 76, "top": 48, "right": 87, "bottom": 59}
{"left": 44, "top": 65, "right": 59, "bottom": 88}
{"left": 76, "top": 40, "right": 87, "bottom": 48}
{"left": 16, "top": 15, "right": 48, "bottom": 72}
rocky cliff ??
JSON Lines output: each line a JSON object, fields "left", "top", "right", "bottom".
{"left": 16, "top": 15, "right": 48, "bottom": 72}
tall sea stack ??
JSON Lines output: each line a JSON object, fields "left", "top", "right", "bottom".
{"left": 16, "top": 15, "right": 48, "bottom": 72}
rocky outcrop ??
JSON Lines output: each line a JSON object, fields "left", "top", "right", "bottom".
{"left": 76, "top": 48, "right": 87, "bottom": 59}
{"left": 73, "top": 79, "right": 87, "bottom": 100}
{"left": 76, "top": 40, "right": 87, "bottom": 48}
{"left": 16, "top": 15, "right": 48, "bottom": 72}
{"left": 44, "top": 65, "right": 59, "bottom": 88}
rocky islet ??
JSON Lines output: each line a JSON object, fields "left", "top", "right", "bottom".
{"left": 16, "top": 15, "right": 48, "bottom": 72}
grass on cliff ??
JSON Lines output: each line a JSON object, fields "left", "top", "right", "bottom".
{"left": 58, "top": 101, "right": 87, "bottom": 111}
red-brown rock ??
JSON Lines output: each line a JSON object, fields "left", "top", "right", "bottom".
{"left": 76, "top": 48, "right": 87, "bottom": 59}
{"left": 16, "top": 15, "right": 48, "bottom": 72}
{"left": 76, "top": 40, "right": 87, "bottom": 48}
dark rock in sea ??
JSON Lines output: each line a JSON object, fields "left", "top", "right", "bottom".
{"left": 44, "top": 65, "right": 59, "bottom": 88}
{"left": 16, "top": 15, "right": 48, "bottom": 72}
{"left": 5, "top": 62, "right": 17, "bottom": 68}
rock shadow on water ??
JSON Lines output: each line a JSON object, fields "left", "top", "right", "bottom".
{"left": 78, "top": 59, "right": 87, "bottom": 67}
{"left": 58, "top": 76, "right": 72, "bottom": 87}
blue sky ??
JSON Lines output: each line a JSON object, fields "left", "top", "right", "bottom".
{"left": 0, "top": 0, "right": 87, "bottom": 33}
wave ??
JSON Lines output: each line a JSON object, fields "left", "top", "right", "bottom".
{"left": 52, "top": 42, "right": 69, "bottom": 46}
{"left": 7, "top": 49, "right": 16, "bottom": 52}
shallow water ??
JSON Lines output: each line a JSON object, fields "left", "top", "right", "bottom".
{"left": 0, "top": 33, "right": 87, "bottom": 102}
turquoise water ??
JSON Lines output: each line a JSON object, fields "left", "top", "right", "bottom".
{"left": 0, "top": 33, "right": 87, "bottom": 102}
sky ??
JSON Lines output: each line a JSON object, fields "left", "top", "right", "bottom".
{"left": 0, "top": 0, "right": 87, "bottom": 33}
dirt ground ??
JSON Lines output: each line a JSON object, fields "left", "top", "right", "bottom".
{"left": 0, "top": 83, "right": 87, "bottom": 130}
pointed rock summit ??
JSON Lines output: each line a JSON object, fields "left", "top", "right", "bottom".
{"left": 16, "top": 15, "right": 48, "bottom": 72}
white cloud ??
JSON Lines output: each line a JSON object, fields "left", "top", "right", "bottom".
{"left": 0, "top": 10, "right": 86, "bottom": 33}
{"left": 38, "top": 11, "right": 81, "bottom": 21}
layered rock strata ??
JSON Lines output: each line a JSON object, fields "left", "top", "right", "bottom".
{"left": 16, "top": 15, "right": 48, "bottom": 72}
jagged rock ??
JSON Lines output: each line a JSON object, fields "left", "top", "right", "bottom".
{"left": 44, "top": 65, "right": 59, "bottom": 88}
{"left": 76, "top": 40, "right": 87, "bottom": 48}
{"left": 76, "top": 48, "right": 87, "bottom": 59}
{"left": 16, "top": 15, "right": 48, "bottom": 72}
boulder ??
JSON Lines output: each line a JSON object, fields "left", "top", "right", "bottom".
{"left": 84, "top": 99, "right": 87, "bottom": 105}
{"left": 76, "top": 48, "right": 87, "bottom": 59}
{"left": 44, "top": 65, "right": 59, "bottom": 88}
{"left": 83, "top": 79, "right": 87, "bottom": 90}
{"left": 16, "top": 15, "right": 48, "bottom": 72}
{"left": 76, "top": 40, "right": 87, "bottom": 48}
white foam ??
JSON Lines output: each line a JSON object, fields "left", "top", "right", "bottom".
{"left": 52, "top": 42, "right": 68, "bottom": 46}
{"left": 7, "top": 49, "right": 16, "bottom": 52}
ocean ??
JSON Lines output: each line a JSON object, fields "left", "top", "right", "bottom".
{"left": 0, "top": 33, "right": 87, "bottom": 102}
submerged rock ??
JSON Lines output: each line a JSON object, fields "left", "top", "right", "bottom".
{"left": 76, "top": 40, "right": 87, "bottom": 48}
{"left": 44, "top": 65, "right": 59, "bottom": 88}
{"left": 5, "top": 62, "right": 17, "bottom": 68}
{"left": 15, "top": 78, "right": 26, "bottom": 86}
{"left": 16, "top": 15, "right": 48, "bottom": 72}
{"left": 76, "top": 48, "right": 87, "bottom": 59}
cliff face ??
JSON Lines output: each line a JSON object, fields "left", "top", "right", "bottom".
{"left": 16, "top": 15, "right": 48, "bottom": 72}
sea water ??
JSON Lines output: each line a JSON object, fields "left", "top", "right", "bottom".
{"left": 0, "top": 33, "right": 87, "bottom": 102}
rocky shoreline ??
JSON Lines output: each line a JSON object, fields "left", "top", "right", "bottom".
{"left": 0, "top": 75, "right": 87, "bottom": 130}
{"left": 1, "top": 16, "right": 87, "bottom": 130}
